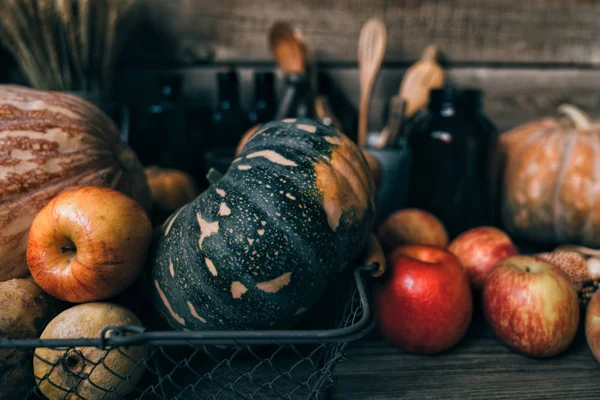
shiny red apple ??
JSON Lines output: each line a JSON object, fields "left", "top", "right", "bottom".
{"left": 586, "top": 289, "right": 600, "bottom": 363}
{"left": 448, "top": 226, "right": 518, "bottom": 290}
{"left": 27, "top": 186, "right": 152, "bottom": 303}
{"left": 374, "top": 244, "right": 473, "bottom": 354}
{"left": 482, "top": 255, "right": 579, "bottom": 358}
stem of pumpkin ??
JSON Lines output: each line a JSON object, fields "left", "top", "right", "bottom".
{"left": 557, "top": 104, "right": 592, "bottom": 131}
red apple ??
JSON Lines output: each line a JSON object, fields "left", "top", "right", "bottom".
{"left": 586, "top": 290, "right": 600, "bottom": 363}
{"left": 448, "top": 226, "right": 518, "bottom": 290}
{"left": 377, "top": 209, "right": 449, "bottom": 253}
{"left": 482, "top": 255, "right": 579, "bottom": 358}
{"left": 374, "top": 245, "right": 472, "bottom": 354}
{"left": 27, "top": 186, "right": 152, "bottom": 303}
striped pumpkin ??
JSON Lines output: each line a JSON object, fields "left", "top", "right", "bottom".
{"left": 151, "top": 118, "right": 376, "bottom": 330}
{"left": 0, "top": 85, "right": 151, "bottom": 281}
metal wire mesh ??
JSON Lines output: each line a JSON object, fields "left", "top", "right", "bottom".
{"left": 1, "top": 266, "right": 375, "bottom": 400}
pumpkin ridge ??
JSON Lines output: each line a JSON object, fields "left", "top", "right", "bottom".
{"left": 215, "top": 174, "right": 328, "bottom": 282}
{"left": 334, "top": 133, "right": 376, "bottom": 197}
{"left": 322, "top": 140, "right": 370, "bottom": 217}
{"left": 187, "top": 188, "right": 298, "bottom": 327}
{"left": 155, "top": 203, "right": 227, "bottom": 327}
{"left": 583, "top": 135, "right": 600, "bottom": 243}
{"left": 502, "top": 127, "right": 548, "bottom": 234}
{"left": 553, "top": 130, "right": 577, "bottom": 242}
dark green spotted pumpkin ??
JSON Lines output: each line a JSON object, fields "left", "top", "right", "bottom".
{"left": 150, "top": 118, "right": 376, "bottom": 330}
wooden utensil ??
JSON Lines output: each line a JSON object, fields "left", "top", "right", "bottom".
{"left": 269, "top": 21, "right": 306, "bottom": 74}
{"left": 269, "top": 21, "right": 311, "bottom": 120}
{"left": 398, "top": 44, "right": 444, "bottom": 118}
{"left": 357, "top": 17, "right": 387, "bottom": 147}
{"left": 375, "top": 44, "right": 444, "bottom": 148}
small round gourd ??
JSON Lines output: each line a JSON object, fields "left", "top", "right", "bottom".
{"left": 145, "top": 166, "right": 200, "bottom": 211}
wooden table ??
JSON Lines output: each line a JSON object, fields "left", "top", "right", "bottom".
{"left": 331, "top": 305, "right": 599, "bottom": 399}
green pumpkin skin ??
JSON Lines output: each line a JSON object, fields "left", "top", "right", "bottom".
{"left": 150, "top": 118, "right": 375, "bottom": 331}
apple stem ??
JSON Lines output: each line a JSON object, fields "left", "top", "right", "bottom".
{"left": 60, "top": 247, "right": 76, "bottom": 253}
{"left": 525, "top": 267, "right": 530, "bottom": 273}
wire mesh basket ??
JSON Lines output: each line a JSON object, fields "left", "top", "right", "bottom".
{"left": 1, "top": 265, "right": 376, "bottom": 400}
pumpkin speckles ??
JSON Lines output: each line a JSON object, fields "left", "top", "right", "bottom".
{"left": 187, "top": 301, "right": 207, "bottom": 323}
{"left": 205, "top": 257, "right": 217, "bottom": 276}
{"left": 218, "top": 202, "right": 231, "bottom": 216}
{"left": 294, "top": 307, "right": 308, "bottom": 316}
{"left": 231, "top": 281, "right": 248, "bottom": 299}
{"left": 246, "top": 150, "right": 298, "bottom": 166}
{"left": 285, "top": 193, "right": 296, "bottom": 200}
{"left": 248, "top": 238, "right": 254, "bottom": 245}
{"left": 155, "top": 280, "right": 185, "bottom": 326}
{"left": 257, "top": 272, "right": 292, "bottom": 293}
{"left": 197, "top": 212, "right": 219, "bottom": 250}
{"left": 216, "top": 188, "right": 226, "bottom": 197}
{"left": 297, "top": 124, "right": 317, "bottom": 133}
{"left": 257, "top": 229, "right": 265, "bottom": 236}
{"left": 169, "top": 259, "right": 175, "bottom": 278}
{"left": 237, "top": 165, "right": 252, "bottom": 171}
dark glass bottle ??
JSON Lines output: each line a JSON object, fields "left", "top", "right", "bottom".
{"left": 158, "top": 76, "right": 187, "bottom": 169}
{"left": 210, "top": 67, "right": 250, "bottom": 149}
{"left": 248, "top": 71, "right": 276, "bottom": 125}
{"left": 407, "top": 87, "right": 471, "bottom": 238}
{"left": 274, "top": 73, "right": 314, "bottom": 120}
{"left": 131, "top": 75, "right": 188, "bottom": 171}
{"left": 460, "top": 89, "right": 499, "bottom": 227}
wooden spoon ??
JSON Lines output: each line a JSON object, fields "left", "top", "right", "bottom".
{"left": 269, "top": 21, "right": 308, "bottom": 119}
{"left": 357, "top": 17, "right": 387, "bottom": 147}
{"left": 269, "top": 21, "right": 305, "bottom": 74}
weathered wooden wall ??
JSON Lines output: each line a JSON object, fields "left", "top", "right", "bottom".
{"left": 113, "top": 0, "right": 600, "bottom": 132}
{"left": 122, "top": 0, "right": 600, "bottom": 66}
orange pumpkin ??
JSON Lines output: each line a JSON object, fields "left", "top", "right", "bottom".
{"left": 144, "top": 166, "right": 200, "bottom": 211}
{"left": 499, "top": 105, "right": 600, "bottom": 246}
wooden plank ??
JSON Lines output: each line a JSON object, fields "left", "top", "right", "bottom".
{"left": 120, "top": 0, "right": 600, "bottom": 66}
{"left": 330, "top": 315, "right": 599, "bottom": 399}
{"left": 115, "top": 66, "right": 600, "bottom": 134}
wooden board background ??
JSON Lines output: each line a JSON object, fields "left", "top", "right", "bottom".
{"left": 1, "top": 0, "right": 599, "bottom": 132}
{"left": 121, "top": 0, "right": 600, "bottom": 66}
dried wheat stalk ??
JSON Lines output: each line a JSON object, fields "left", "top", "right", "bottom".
{"left": 0, "top": 0, "right": 139, "bottom": 92}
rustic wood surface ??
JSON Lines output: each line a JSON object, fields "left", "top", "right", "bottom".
{"left": 117, "top": 66, "right": 600, "bottom": 133}
{"left": 331, "top": 312, "right": 599, "bottom": 400}
{"left": 122, "top": 0, "right": 600, "bottom": 66}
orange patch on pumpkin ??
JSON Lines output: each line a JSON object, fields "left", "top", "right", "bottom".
{"left": 314, "top": 135, "right": 372, "bottom": 231}
{"left": 256, "top": 272, "right": 292, "bottom": 293}
{"left": 231, "top": 281, "right": 248, "bottom": 299}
